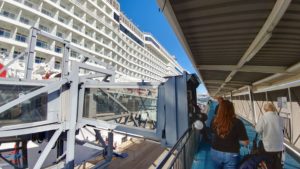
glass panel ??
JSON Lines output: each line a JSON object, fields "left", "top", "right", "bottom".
{"left": 20, "top": 16, "right": 31, "bottom": 25}
{"left": 0, "top": 84, "right": 47, "bottom": 127}
{"left": 55, "top": 46, "right": 62, "bottom": 53}
{"left": 41, "top": 8, "right": 52, "bottom": 17}
{"left": 0, "top": 28, "right": 11, "bottom": 38}
{"left": 0, "top": 85, "right": 42, "bottom": 106}
{"left": 39, "top": 24, "right": 49, "bottom": 33}
{"left": 56, "top": 32, "right": 64, "bottom": 38}
{"left": 35, "top": 56, "right": 46, "bottom": 63}
{"left": 282, "top": 117, "right": 291, "bottom": 142}
{"left": 16, "top": 33, "right": 27, "bottom": 42}
{"left": 36, "top": 40, "right": 48, "bottom": 49}
{"left": 83, "top": 88, "right": 158, "bottom": 129}
{"left": 54, "top": 61, "right": 61, "bottom": 69}
{"left": 2, "top": 11, "right": 16, "bottom": 19}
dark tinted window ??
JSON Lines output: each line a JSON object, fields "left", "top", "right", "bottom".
{"left": 113, "top": 12, "right": 119, "bottom": 22}
{"left": 120, "top": 24, "right": 144, "bottom": 47}
{"left": 16, "top": 34, "right": 27, "bottom": 42}
{"left": 145, "top": 36, "right": 160, "bottom": 49}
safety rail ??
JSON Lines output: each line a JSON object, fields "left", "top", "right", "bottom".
{"left": 156, "top": 128, "right": 200, "bottom": 169}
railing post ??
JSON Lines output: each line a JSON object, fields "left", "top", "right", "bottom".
{"left": 248, "top": 86, "right": 256, "bottom": 124}
{"left": 288, "top": 87, "right": 293, "bottom": 143}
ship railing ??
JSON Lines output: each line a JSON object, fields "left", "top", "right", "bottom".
{"left": 156, "top": 128, "right": 200, "bottom": 169}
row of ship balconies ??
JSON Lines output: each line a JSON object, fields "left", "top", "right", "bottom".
{"left": 105, "top": 0, "right": 120, "bottom": 12}
{"left": 57, "top": 0, "right": 171, "bottom": 75}
{"left": 0, "top": 40, "right": 162, "bottom": 81}
{"left": 0, "top": 26, "right": 163, "bottom": 81}
{"left": 0, "top": 0, "right": 172, "bottom": 79}
{"left": 7, "top": 0, "right": 170, "bottom": 76}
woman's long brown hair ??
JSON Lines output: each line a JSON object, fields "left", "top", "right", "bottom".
{"left": 213, "top": 100, "right": 236, "bottom": 138}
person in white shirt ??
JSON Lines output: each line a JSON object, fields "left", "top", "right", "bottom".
{"left": 255, "top": 102, "right": 284, "bottom": 169}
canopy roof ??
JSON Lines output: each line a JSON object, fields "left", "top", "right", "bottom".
{"left": 157, "top": 0, "right": 300, "bottom": 96}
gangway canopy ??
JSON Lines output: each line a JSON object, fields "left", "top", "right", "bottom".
{"left": 157, "top": 0, "right": 300, "bottom": 96}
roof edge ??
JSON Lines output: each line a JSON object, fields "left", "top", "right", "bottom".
{"left": 156, "top": 0, "right": 207, "bottom": 93}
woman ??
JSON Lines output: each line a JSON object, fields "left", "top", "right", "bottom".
{"left": 255, "top": 102, "right": 284, "bottom": 169}
{"left": 211, "top": 100, "right": 249, "bottom": 169}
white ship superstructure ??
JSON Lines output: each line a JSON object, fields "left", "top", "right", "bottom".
{"left": 0, "top": 0, "right": 184, "bottom": 81}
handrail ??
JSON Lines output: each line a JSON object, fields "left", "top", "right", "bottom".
{"left": 156, "top": 127, "right": 194, "bottom": 169}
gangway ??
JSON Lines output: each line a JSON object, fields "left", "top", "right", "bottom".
{"left": 156, "top": 0, "right": 300, "bottom": 168}
{"left": 0, "top": 27, "right": 201, "bottom": 169}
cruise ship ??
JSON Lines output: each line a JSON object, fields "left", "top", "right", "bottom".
{"left": 2, "top": 0, "right": 300, "bottom": 169}
{"left": 0, "top": 0, "right": 184, "bottom": 81}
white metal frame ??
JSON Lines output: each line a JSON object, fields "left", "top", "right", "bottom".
{"left": 0, "top": 27, "right": 117, "bottom": 168}
{"left": 77, "top": 79, "right": 160, "bottom": 141}
{"left": 0, "top": 27, "right": 163, "bottom": 169}
{"left": 0, "top": 80, "right": 67, "bottom": 132}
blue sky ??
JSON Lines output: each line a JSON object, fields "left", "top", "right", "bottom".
{"left": 118, "top": 0, "right": 207, "bottom": 94}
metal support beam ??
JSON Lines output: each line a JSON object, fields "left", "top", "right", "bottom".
{"left": 253, "top": 62, "right": 300, "bottom": 86}
{"left": 80, "top": 73, "right": 110, "bottom": 80}
{"left": 215, "top": 0, "right": 292, "bottom": 95}
{"left": 89, "top": 131, "right": 113, "bottom": 169}
{"left": 107, "top": 132, "right": 113, "bottom": 161}
{"left": 84, "top": 81, "right": 161, "bottom": 89}
{"left": 205, "top": 80, "right": 251, "bottom": 85}
{"left": 0, "top": 124, "right": 63, "bottom": 137}
{"left": 76, "top": 62, "right": 115, "bottom": 78}
{"left": 93, "top": 129, "right": 107, "bottom": 147}
{"left": 99, "top": 113, "right": 137, "bottom": 121}
{"left": 33, "top": 126, "right": 63, "bottom": 169}
{"left": 25, "top": 27, "right": 39, "bottom": 80}
{"left": 62, "top": 41, "right": 70, "bottom": 78}
{"left": 65, "top": 62, "right": 79, "bottom": 169}
{"left": 206, "top": 86, "right": 238, "bottom": 91}
{"left": 79, "top": 119, "right": 159, "bottom": 141}
{"left": 198, "top": 65, "right": 288, "bottom": 74}
{"left": 77, "top": 83, "right": 85, "bottom": 123}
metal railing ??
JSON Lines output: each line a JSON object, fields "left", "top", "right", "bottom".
{"left": 156, "top": 128, "right": 200, "bottom": 169}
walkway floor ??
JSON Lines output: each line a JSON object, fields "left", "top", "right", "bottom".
{"left": 192, "top": 119, "right": 300, "bottom": 169}
{"left": 109, "top": 139, "right": 164, "bottom": 169}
